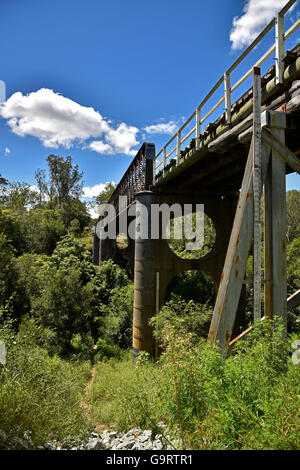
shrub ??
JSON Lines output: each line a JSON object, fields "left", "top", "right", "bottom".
{"left": 99, "top": 283, "right": 134, "bottom": 349}
{"left": 95, "top": 338, "right": 122, "bottom": 362}
{"left": 150, "top": 294, "right": 213, "bottom": 345}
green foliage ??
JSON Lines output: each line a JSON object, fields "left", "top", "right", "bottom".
{"left": 99, "top": 283, "right": 134, "bottom": 349}
{"left": 50, "top": 235, "right": 96, "bottom": 283}
{"left": 0, "top": 207, "right": 25, "bottom": 254}
{"left": 21, "top": 208, "right": 66, "bottom": 254}
{"left": 95, "top": 338, "right": 122, "bottom": 362}
{"left": 95, "top": 182, "right": 116, "bottom": 205}
{"left": 287, "top": 237, "right": 300, "bottom": 295}
{"left": 150, "top": 295, "right": 213, "bottom": 344}
{"left": 45, "top": 154, "right": 83, "bottom": 207}
{"left": 32, "top": 267, "right": 93, "bottom": 354}
{"left": 0, "top": 318, "right": 91, "bottom": 449}
{"left": 166, "top": 270, "right": 215, "bottom": 305}
{"left": 91, "top": 259, "right": 129, "bottom": 305}
{"left": 286, "top": 190, "right": 300, "bottom": 242}
{"left": 88, "top": 320, "right": 300, "bottom": 450}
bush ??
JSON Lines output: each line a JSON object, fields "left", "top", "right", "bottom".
{"left": 99, "top": 283, "right": 134, "bottom": 349}
{"left": 95, "top": 338, "right": 122, "bottom": 362}
{"left": 150, "top": 295, "right": 213, "bottom": 344}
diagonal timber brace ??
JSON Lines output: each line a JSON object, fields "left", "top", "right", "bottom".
{"left": 261, "top": 128, "right": 300, "bottom": 174}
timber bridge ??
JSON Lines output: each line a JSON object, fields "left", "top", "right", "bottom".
{"left": 93, "top": 1, "right": 300, "bottom": 358}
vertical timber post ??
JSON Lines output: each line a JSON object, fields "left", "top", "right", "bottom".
{"left": 253, "top": 67, "right": 262, "bottom": 322}
{"left": 264, "top": 112, "right": 287, "bottom": 325}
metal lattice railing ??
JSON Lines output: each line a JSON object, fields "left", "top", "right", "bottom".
{"left": 154, "top": 0, "right": 300, "bottom": 177}
{"left": 106, "top": 142, "right": 155, "bottom": 216}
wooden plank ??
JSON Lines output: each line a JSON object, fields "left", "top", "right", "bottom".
{"left": 176, "top": 130, "right": 181, "bottom": 166}
{"left": 224, "top": 72, "right": 231, "bottom": 125}
{"left": 261, "top": 128, "right": 300, "bottom": 174}
{"left": 208, "top": 139, "right": 254, "bottom": 352}
{"left": 276, "top": 13, "right": 284, "bottom": 85}
{"left": 196, "top": 107, "right": 201, "bottom": 150}
{"left": 287, "top": 289, "right": 300, "bottom": 309}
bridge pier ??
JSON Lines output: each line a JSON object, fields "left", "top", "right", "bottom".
{"left": 132, "top": 190, "right": 245, "bottom": 358}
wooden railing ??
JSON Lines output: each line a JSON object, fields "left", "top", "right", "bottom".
{"left": 154, "top": 0, "right": 300, "bottom": 177}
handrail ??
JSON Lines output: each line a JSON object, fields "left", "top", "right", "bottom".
{"left": 154, "top": 0, "right": 299, "bottom": 175}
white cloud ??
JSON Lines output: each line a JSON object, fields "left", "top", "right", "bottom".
{"left": 89, "top": 123, "right": 139, "bottom": 157}
{"left": 82, "top": 182, "right": 115, "bottom": 199}
{"left": 144, "top": 121, "right": 178, "bottom": 135}
{"left": 230, "top": 0, "right": 290, "bottom": 50}
{"left": 0, "top": 88, "right": 139, "bottom": 156}
{"left": 4, "top": 147, "right": 10, "bottom": 156}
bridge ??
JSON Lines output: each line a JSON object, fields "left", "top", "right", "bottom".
{"left": 93, "top": 0, "right": 300, "bottom": 358}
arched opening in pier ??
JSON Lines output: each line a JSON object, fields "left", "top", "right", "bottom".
{"left": 159, "top": 269, "right": 216, "bottom": 340}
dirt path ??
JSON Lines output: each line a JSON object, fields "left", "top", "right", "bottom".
{"left": 81, "top": 366, "right": 107, "bottom": 433}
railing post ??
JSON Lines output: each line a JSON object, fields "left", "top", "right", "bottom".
{"left": 163, "top": 147, "right": 166, "bottom": 177}
{"left": 196, "top": 107, "right": 201, "bottom": 150}
{"left": 176, "top": 130, "right": 181, "bottom": 166}
{"left": 224, "top": 72, "right": 231, "bottom": 125}
{"left": 275, "top": 12, "right": 284, "bottom": 85}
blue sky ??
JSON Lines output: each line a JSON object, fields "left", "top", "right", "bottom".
{"left": 0, "top": 0, "right": 299, "bottom": 212}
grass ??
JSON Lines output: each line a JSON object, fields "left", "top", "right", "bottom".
{"left": 87, "top": 323, "right": 300, "bottom": 450}
{"left": 0, "top": 320, "right": 92, "bottom": 449}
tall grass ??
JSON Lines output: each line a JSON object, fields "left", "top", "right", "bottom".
{"left": 0, "top": 318, "right": 92, "bottom": 449}
{"left": 88, "top": 320, "right": 300, "bottom": 450}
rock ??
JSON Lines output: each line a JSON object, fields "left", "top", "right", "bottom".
{"left": 10, "top": 437, "right": 30, "bottom": 450}
{"left": 0, "top": 430, "right": 8, "bottom": 446}
{"left": 44, "top": 442, "right": 56, "bottom": 450}
{"left": 91, "top": 432, "right": 99, "bottom": 438}
{"left": 85, "top": 438, "right": 105, "bottom": 451}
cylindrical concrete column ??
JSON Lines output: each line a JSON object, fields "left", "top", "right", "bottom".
{"left": 133, "top": 191, "right": 158, "bottom": 359}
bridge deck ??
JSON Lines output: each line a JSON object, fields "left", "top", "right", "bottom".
{"left": 154, "top": 44, "right": 300, "bottom": 196}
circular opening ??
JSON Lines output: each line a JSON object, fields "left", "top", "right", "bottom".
{"left": 167, "top": 213, "right": 216, "bottom": 259}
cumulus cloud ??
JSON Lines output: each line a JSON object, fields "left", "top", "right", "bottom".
{"left": 0, "top": 88, "right": 139, "bottom": 156}
{"left": 89, "top": 123, "right": 139, "bottom": 157}
{"left": 144, "top": 121, "right": 178, "bottom": 135}
{"left": 4, "top": 147, "right": 10, "bottom": 156}
{"left": 230, "top": 0, "right": 289, "bottom": 50}
{"left": 82, "top": 182, "right": 115, "bottom": 199}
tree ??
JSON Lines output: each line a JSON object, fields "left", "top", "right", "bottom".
{"left": 34, "top": 169, "right": 48, "bottom": 206}
{"left": 46, "top": 154, "right": 83, "bottom": 207}
{"left": 95, "top": 182, "right": 116, "bottom": 206}
{"left": 3, "top": 182, "right": 38, "bottom": 212}
{"left": 286, "top": 190, "right": 300, "bottom": 242}
{"left": 0, "top": 174, "right": 8, "bottom": 204}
